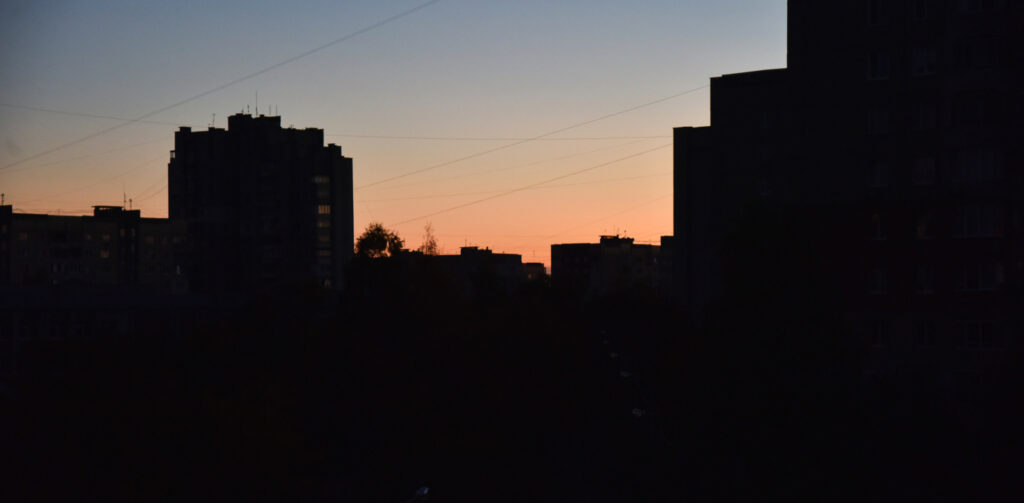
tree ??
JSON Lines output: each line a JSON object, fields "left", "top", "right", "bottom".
{"left": 417, "top": 222, "right": 440, "bottom": 255}
{"left": 355, "top": 222, "right": 404, "bottom": 258}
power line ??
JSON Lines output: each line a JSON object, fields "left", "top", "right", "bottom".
{"left": 544, "top": 193, "right": 672, "bottom": 239}
{"left": 356, "top": 84, "right": 707, "bottom": 190}
{"left": 330, "top": 133, "right": 670, "bottom": 141}
{"left": 15, "top": 154, "right": 167, "bottom": 204}
{"left": 5, "top": 136, "right": 168, "bottom": 174}
{"left": 0, "top": 103, "right": 188, "bottom": 127}
{"left": 0, "top": 0, "right": 443, "bottom": 172}
{"left": 367, "top": 138, "right": 652, "bottom": 192}
{"left": 356, "top": 172, "right": 669, "bottom": 203}
{"left": 389, "top": 143, "right": 670, "bottom": 226}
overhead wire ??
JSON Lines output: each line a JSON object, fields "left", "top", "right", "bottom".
{"left": 0, "top": 0, "right": 443, "bottom": 172}
{"left": 356, "top": 83, "right": 707, "bottom": 190}
{"left": 368, "top": 138, "right": 653, "bottom": 192}
{"left": 389, "top": 142, "right": 671, "bottom": 226}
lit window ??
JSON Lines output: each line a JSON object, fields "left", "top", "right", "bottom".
{"left": 317, "top": 205, "right": 330, "bottom": 215}
{"left": 313, "top": 175, "right": 329, "bottom": 184}
{"left": 316, "top": 220, "right": 331, "bottom": 228}
{"left": 100, "top": 250, "right": 110, "bottom": 259}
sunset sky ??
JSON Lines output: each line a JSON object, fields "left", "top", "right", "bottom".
{"left": 0, "top": 0, "right": 786, "bottom": 266}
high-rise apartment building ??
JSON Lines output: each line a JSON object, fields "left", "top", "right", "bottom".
{"left": 675, "top": 1, "right": 1021, "bottom": 388}
{"left": 168, "top": 113, "right": 353, "bottom": 291}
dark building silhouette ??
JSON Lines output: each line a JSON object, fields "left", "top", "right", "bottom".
{"left": 674, "top": 1, "right": 1022, "bottom": 392}
{"left": 551, "top": 235, "right": 671, "bottom": 300}
{"left": 0, "top": 204, "right": 189, "bottom": 292}
{"left": 168, "top": 113, "right": 354, "bottom": 291}
{"left": 403, "top": 246, "right": 526, "bottom": 299}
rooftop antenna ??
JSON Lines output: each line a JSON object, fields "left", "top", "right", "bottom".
{"left": 1, "top": 193, "right": 5, "bottom": 205}
{"left": 210, "top": 113, "right": 216, "bottom": 128}
{"left": 123, "top": 183, "right": 127, "bottom": 207}
{"left": 255, "top": 91, "right": 259, "bottom": 115}
{"left": 129, "top": 198, "right": 133, "bottom": 210}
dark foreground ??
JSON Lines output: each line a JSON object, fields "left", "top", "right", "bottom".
{"left": 3, "top": 285, "right": 1021, "bottom": 501}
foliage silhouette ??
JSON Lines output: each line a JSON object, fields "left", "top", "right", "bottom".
{"left": 355, "top": 222, "right": 404, "bottom": 258}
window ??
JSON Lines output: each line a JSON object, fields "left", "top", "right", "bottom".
{"left": 913, "top": 103, "right": 937, "bottom": 130}
{"left": 954, "top": 321, "right": 999, "bottom": 349}
{"left": 915, "top": 264, "right": 935, "bottom": 294}
{"left": 867, "top": 107, "right": 889, "bottom": 134}
{"left": 316, "top": 220, "right": 331, "bottom": 228}
{"left": 867, "top": 50, "right": 890, "bottom": 80}
{"left": 869, "top": 268, "right": 888, "bottom": 294}
{"left": 915, "top": 321, "right": 937, "bottom": 347}
{"left": 953, "top": 149, "right": 1003, "bottom": 182}
{"left": 870, "top": 213, "right": 886, "bottom": 240}
{"left": 313, "top": 175, "right": 330, "bottom": 184}
{"left": 868, "top": 162, "right": 889, "bottom": 187}
{"left": 911, "top": 49, "right": 937, "bottom": 76}
{"left": 99, "top": 249, "right": 110, "bottom": 259}
{"left": 102, "top": 233, "right": 111, "bottom": 242}
{"left": 912, "top": 158, "right": 936, "bottom": 185}
{"left": 957, "top": 262, "right": 1003, "bottom": 291}
{"left": 916, "top": 211, "right": 934, "bottom": 239}
{"left": 953, "top": 204, "right": 1002, "bottom": 237}
{"left": 317, "top": 204, "right": 331, "bottom": 215}
{"left": 911, "top": 0, "right": 930, "bottom": 21}
{"left": 18, "top": 232, "right": 28, "bottom": 241}
{"left": 868, "top": 0, "right": 888, "bottom": 25}
{"left": 317, "top": 250, "right": 332, "bottom": 257}
{"left": 869, "top": 320, "right": 889, "bottom": 347}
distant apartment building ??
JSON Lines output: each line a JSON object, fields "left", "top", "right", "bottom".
{"left": 674, "top": 1, "right": 1022, "bottom": 393}
{"left": 551, "top": 236, "right": 670, "bottom": 300}
{"left": 0, "top": 204, "right": 189, "bottom": 292}
{"left": 168, "top": 113, "right": 354, "bottom": 291}
{"left": 523, "top": 262, "right": 547, "bottom": 282}
{"left": 394, "top": 246, "right": 526, "bottom": 299}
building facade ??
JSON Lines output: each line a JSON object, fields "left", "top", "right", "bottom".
{"left": 1, "top": 204, "right": 189, "bottom": 292}
{"left": 551, "top": 236, "right": 670, "bottom": 300}
{"left": 674, "top": 1, "right": 1022, "bottom": 395}
{"left": 168, "top": 113, "right": 354, "bottom": 291}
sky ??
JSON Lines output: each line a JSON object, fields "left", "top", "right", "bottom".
{"left": 0, "top": 0, "right": 786, "bottom": 266}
